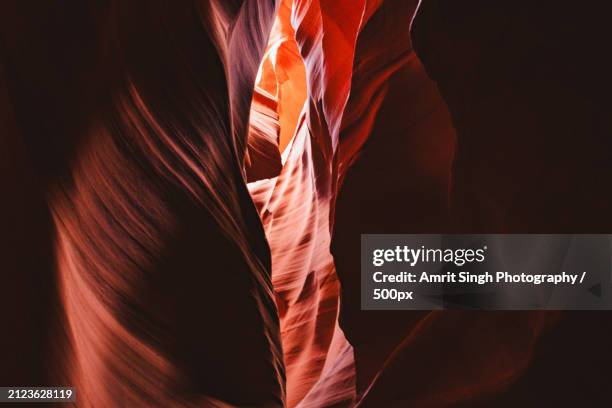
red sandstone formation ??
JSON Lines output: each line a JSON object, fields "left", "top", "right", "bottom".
{"left": 2, "top": 0, "right": 611, "bottom": 407}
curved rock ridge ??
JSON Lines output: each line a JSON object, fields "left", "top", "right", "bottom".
{"left": 3, "top": 1, "right": 284, "bottom": 406}
{"left": 248, "top": 0, "right": 380, "bottom": 406}
{"left": 251, "top": 1, "right": 557, "bottom": 407}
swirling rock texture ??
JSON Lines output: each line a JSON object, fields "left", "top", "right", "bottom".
{"left": 2, "top": 1, "right": 283, "bottom": 406}
{"left": 1, "top": 0, "right": 612, "bottom": 407}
